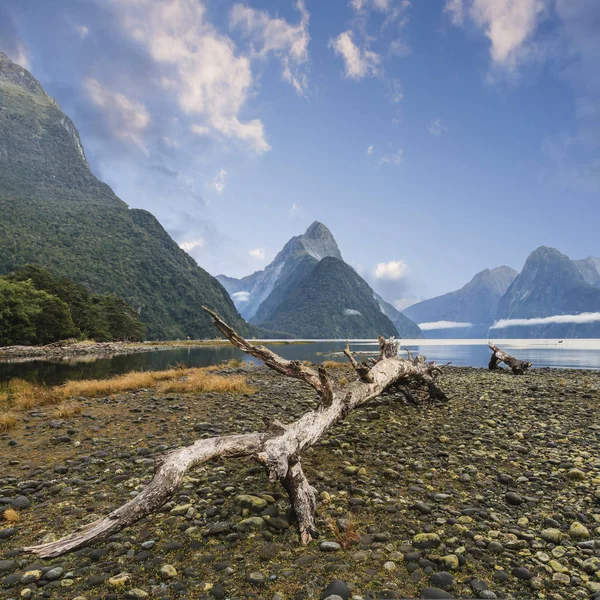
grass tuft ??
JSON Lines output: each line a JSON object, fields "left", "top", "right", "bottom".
{"left": 324, "top": 512, "right": 360, "bottom": 550}
{"left": 53, "top": 402, "right": 83, "bottom": 419}
{"left": 322, "top": 361, "right": 350, "bottom": 369}
{"left": 0, "top": 412, "right": 18, "bottom": 432}
{"left": 2, "top": 508, "right": 19, "bottom": 523}
{"left": 0, "top": 365, "right": 255, "bottom": 427}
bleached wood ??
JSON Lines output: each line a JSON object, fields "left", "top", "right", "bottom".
{"left": 23, "top": 309, "right": 448, "bottom": 558}
{"left": 488, "top": 343, "right": 532, "bottom": 374}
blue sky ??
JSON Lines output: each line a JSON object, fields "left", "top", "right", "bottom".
{"left": 1, "top": 0, "right": 599, "bottom": 309}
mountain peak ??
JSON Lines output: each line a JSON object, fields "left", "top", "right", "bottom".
{"left": 298, "top": 221, "right": 342, "bottom": 261}
{"left": 528, "top": 246, "right": 567, "bottom": 262}
{"left": 0, "top": 52, "right": 52, "bottom": 101}
{"left": 304, "top": 221, "right": 330, "bottom": 238}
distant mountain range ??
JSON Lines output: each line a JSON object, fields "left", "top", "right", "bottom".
{"left": 218, "top": 222, "right": 423, "bottom": 339}
{"left": 403, "top": 266, "right": 518, "bottom": 338}
{"left": 493, "top": 247, "right": 600, "bottom": 338}
{"left": 1, "top": 53, "right": 598, "bottom": 342}
{"left": 0, "top": 52, "right": 247, "bottom": 339}
{"left": 403, "top": 247, "right": 600, "bottom": 339}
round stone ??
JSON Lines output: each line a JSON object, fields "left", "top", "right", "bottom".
{"left": 512, "top": 567, "right": 533, "bottom": 580}
{"left": 413, "top": 533, "right": 441, "bottom": 550}
{"left": 124, "top": 589, "right": 149, "bottom": 599}
{"left": 569, "top": 522, "right": 590, "bottom": 539}
{"left": 567, "top": 468, "right": 586, "bottom": 480}
{"left": 235, "top": 495, "right": 267, "bottom": 511}
{"left": 420, "top": 587, "right": 453, "bottom": 599}
{"left": 541, "top": 528, "right": 563, "bottom": 543}
{"left": 21, "top": 570, "right": 42, "bottom": 584}
{"left": 320, "top": 580, "right": 350, "bottom": 600}
{"left": 108, "top": 573, "right": 131, "bottom": 586}
{"left": 320, "top": 541, "right": 342, "bottom": 552}
{"left": 44, "top": 567, "right": 64, "bottom": 581}
{"left": 439, "top": 555, "right": 459, "bottom": 570}
{"left": 11, "top": 496, "right": 30, "bottom": 509}
{"left": 245, "top": 571, "right": 266, "bottom": 584}
{"left": 505, "top": 492, "right": 523, "bottom": 505}
{"left": 430, "top": 572, "right": 454, "bottom": 589}
{"left": 160, "top": 564, "right": 177, "bottom": 578}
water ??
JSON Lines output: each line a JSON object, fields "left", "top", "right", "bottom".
{"left": 0, "top": 339, "right": 598, "bottom": 386}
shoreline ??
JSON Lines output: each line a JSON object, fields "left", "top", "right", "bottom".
{"left": 0, "top": 339, "right": 317, "bottom": 363}
{"left": 0, "top": 365, "right": 598, "bottom": 598}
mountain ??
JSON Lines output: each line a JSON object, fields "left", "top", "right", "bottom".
{"left": 575, "top": 257, "right": 600, "bottom": 288}
{"left": 493, "top": 246, "right": 600, "bottom": 338}
{"left": 374, "top": 293, "right": 423, "bottom": 339}
{"left": 217, "top": 221, "right": 342, "bottom": 322}
{"left": 218, "top": 222, "right": 423, "bottom": 338}
{"left": 260, "top": 257, "right": 399, "bottom": 338}
{"left": 0, "top": 52, "right": 247, "bottom": 340}
{"left": 403, "top": 266, "right": 518, "bottom": 338}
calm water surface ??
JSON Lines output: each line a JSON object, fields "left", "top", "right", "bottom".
{"left": 0, "top": 339, "right": 598, "bottom": 386}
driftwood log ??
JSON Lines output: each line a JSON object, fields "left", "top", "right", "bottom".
{"left": 488, "top": 343, "right": 532, "bottom": 374}
{"left": 23, "top": 308, "right": 449, "bottom": 558}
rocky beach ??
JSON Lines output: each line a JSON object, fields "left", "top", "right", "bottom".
{"left": 0, "top": 365, "right": 599, "bottom": 599}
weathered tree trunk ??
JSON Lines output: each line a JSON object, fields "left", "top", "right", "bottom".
{"left": 23, "top": 308, "right": 448, "bottom": 558}
{"left": 488, "top": 343, "right": 532, "bottom": 374}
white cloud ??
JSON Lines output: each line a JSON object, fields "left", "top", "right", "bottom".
{"left": 375, "top": 260, "right": 408, "bottom": 280}
{"left": 428, "top": 117, "right": 447, "bottom": 135}
{"left": 229, "top": 1, "right": 310, "bottom": 95}
{"left": 445, "top": 0, "right": 549, "bottom": 71}
{"left": 491, "top": 312, "right": 600, "bottom": 329}
{"left": 232, "top": 291, "right": 251, "bottom": 303}
{"left": 75, "top": 24, "right": 89, "bottom": 39}
{"left": 419, "top": 321, "right": 474, "bottom": 330}
{"left": 112, "top": 0, "right": 270, "bottom": 154}
{"left": 444, "top": 0, "right": 465, "bottom": 24}
{"left": 367, "top": 145, "right": 374, "bottom": 155}
{"left": 179, "top": 238, "right": 206, "bottom": 252}
{"left": 84, "top": 78, "right": 150, "bottom": 150}
{"left": 388, "top": 78, "right": 403, "bottom": 103}
{"left": 329, "top": 31, "right": 382, "bottom": 80}
{"left": 210, "top": 168, "right": 227, "bottom": 194}
{"left": 249, "top": 247, "right": 266, "bottom": 260}
{"left": 389, "top": 39, "right": 411, "bottom": 57}
{"left": 289, "top": 203, "right": 302, "bottom": 217}
{"left": 343, "top": 308, "right": 362, "bottom": 316}
{"left": 379, "top": 148, "right": 403, "bottom": 166}
{"left": 351, "top": 0, "right": 411, "bottom": 17}
{"left": 5, "top": 43, "right": 30, "bottom": 70}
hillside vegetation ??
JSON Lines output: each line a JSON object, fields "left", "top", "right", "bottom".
{"left": 0, "top": 52, "right": 248, "bottom": 340}
{"left": 0, "top": 265, "right": 145, "bottom": 345}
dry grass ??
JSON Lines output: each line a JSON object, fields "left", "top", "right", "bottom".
{"left": 2, "top": 508, "right": 19, "bottom": 523}
{"left": 0, "top": 412, "right": 18, "bottom": 432}
{"left": 53, "top": 402, "right": 83, "bottom": 419}
{"left": 159, "top": 370, "right": 253, "bottom": 394}
{"left": 58, "top": 367, "right": 255, "bottom": 398}
{"left": 322, "top": 361, "right": 350, "bottom": 369}
{"left": 324, "top": 512, "right": 360, "bottom": 550}
{"left": 0, "top": 365, "right": 254, "bottom": 419}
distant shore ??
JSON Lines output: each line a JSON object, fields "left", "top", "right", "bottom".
{"left": 0, "top": 338, "right": 315, "bottom": 362}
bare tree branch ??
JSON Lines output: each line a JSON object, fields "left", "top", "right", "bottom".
{"left": 23, "top": 309, "right": 449, "bottom": 558}
{"left": 488, "top": 343, "right": 532, "bottom": 374}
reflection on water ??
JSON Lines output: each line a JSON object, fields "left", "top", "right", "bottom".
{"left": 0, "top": 339, "right": 598, "bottom": 386}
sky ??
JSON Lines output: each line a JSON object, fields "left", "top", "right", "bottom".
{"left": 1, "top": 0, "right": 599, "bottom": 310}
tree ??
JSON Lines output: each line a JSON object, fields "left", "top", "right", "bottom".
{"left": 0, "top": 278, "right": 77, "bottom": 345}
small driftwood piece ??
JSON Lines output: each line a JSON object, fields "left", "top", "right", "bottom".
{"left": 23, "top": 309, "right": 449, "bottom": 558}
{"left": 488, "top": 343, "right": 532, "bottom": 374}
